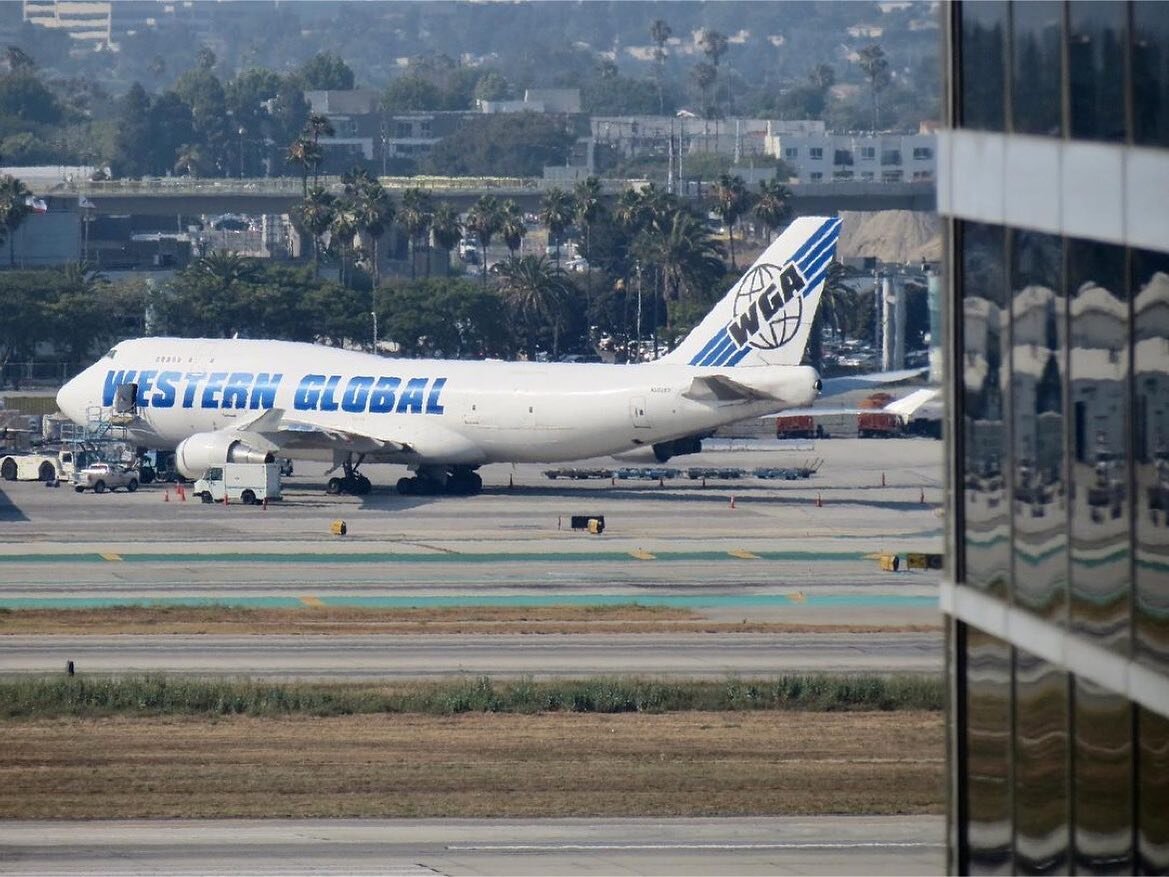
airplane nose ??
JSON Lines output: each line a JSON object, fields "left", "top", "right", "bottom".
{"left": 56, "top": 375, "right": 87, "bottom": 424}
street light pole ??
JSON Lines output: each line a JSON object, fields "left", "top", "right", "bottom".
{"left": 238, "top": 126, "right": 245, "bottom": 179}
{"left": 371, "top": 310, "right": 378, "bottom": 353}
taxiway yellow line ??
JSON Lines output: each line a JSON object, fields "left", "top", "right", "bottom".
{"left": 629, "top": 549, "right": 656, "bottom": 561}
{"left": 99, "top": 552, "right": 122, "bottom": 562}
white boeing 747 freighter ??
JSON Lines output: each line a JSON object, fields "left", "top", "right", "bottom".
{"left": 56, "top": 216, "right": 843, "bottom": 495}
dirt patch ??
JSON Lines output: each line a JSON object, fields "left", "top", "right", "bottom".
{"left": 0, "top": 711, "right": 944, "bottom": 819}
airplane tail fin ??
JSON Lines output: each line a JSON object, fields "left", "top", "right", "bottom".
{"left": 659, "top": 215, "right": 842, "bottom": 368}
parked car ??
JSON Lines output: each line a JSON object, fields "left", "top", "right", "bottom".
{"left": 72, "top": 461, "right": 139, "bottom": 494}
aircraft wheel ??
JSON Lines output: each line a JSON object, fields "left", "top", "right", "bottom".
{"left": 94, "top": 480, "right": 106, "bottom": 494}
{"left": 200, "top": 492, "right": 213, "bottom": 504}
{"left": 241, "top": 489, "right": 256, "bottom": 505}
{"left": 355, "top": 475, "right": 372, "bottom": 495}
{"left": 396, "top": 476, "right": 415, "bottom": 496}
{"left": 127, "top": 479, "right": 139, "bottom": 493}
{"left": 326, "top": 477, "right": 343, "bottom": 495}
{"left": 74, "top": 485, "right": 85, "bottom": 493}
{"left": 1, "top": 459, "right": 15, "bottom": 481}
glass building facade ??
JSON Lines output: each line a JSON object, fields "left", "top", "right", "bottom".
{"left": 941, "top": 2, "right": 1169, "bottom": 873}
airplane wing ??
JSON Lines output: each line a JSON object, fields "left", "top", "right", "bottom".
{"left": 681, "top": 374, "right": 776, "bottom": 403}
{"left": 882, "top": 387, "right": 941, "bottom": 418}
{"left": 232, "top": 407, "right": 411, "bottom": 454}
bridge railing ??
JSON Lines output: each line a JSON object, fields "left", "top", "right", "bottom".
{"left": 49, "top": 176, "right": 647, "bottom": 198}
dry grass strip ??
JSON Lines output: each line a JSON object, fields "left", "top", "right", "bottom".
{"left": 0, "top": 711, "right": 943, "bottom": 819}
{"left": 0, "top": 605, "right": 938, "bottom": 636}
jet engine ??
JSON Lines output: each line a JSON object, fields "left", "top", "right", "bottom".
{"left": 175, "top": 432, "right": 275, "bottom": 479}
{"left": 613, "top": 433, "right": 709, "bottom": 464}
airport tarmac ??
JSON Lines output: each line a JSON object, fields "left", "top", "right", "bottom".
{"left": 0, "top": 439, "right": 944, "bottom": 619}
{"left": 0, "top": 815, "right": 945, "bottom": 875}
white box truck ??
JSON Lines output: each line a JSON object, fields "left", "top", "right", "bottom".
{"left": 193, "top": 462, "right": 282, "bottom": 505}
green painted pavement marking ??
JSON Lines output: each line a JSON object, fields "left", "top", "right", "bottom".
{"left": 0, "top": 549, "right": 877, "bottom": 565}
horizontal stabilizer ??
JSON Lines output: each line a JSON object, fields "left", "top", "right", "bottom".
{"left": 682, "top": 374, "right": 775, "bottom": 403}
{"left": 819, "top": 368, "right": 927, "bottom": 398}
{"left": 883, "top": 387, "right": 940, "bottom": 418}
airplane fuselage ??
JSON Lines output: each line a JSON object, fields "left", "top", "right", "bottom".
{"left": 59, "top": 337, "right": 820, "bottom": 466}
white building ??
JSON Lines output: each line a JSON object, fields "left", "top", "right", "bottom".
{"left": 765, "top": 132, "right": 936, "bottom": 184}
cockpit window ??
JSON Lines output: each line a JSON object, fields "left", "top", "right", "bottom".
{"left": 103, "top": 348, "right": 117, "bottom": 360}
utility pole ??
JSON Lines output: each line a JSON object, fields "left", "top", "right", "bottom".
{"left": 371, "top": 310, "right": 378, "bottom": 353}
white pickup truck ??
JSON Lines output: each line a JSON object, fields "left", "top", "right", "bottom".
{"left": 72, "top": 461, "right": 140, "bottom": 493}
{"left": 194, "top": 462, "right": 282, "bottom": 505}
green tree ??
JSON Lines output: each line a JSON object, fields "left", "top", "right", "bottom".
{"left": 753, "top": 179, "right": 792, "bottom": 243}
{"left": 699, "top": 29, "right": 729, "bottom": 117}
{"left": 690, "top": 62, "right": 716, "bottom": 118}
{"left": 328, "top": 199, "right": 360, "bottom": 288}
{"left": 423, "top": 113, "right": 573, "bottom": 177}
{"left": 285, "top": 135, "right": 321, "bottom": 196}
{"left": 430, "top": 202, "right": 462, "bottom": 276}
{"left": 633, "top": 207, "right": 724, "bottom": 338}
{"left": 196, "top": 45, "right": 216, "bottom": 72}
{"left": 110, "top": 82, "right": 152, "bottom": 178}
{"left": 473, "top": 71, "right": 510, "bottom": 103}
{"left": 494, "top": 255, "right": 574, "bottom": 360}
{"left": 0, "top": 174, "right": 32, "bottom": 268}
{"left": 382, "top": 75, "right": 445, "bottom": 112}
{"left": 538, "top": 187, "right": 574, "bottom": 267}
{"left": 299, "top": 52, "right": 356, "bottom": 90}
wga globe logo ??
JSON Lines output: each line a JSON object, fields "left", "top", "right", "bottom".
{"left": 726, "top": 261, "right": 808, "bottom": 350}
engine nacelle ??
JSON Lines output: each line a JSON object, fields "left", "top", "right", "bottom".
{"left": 175, "top": 431, "right": 275, "bottom": 479}
{"left": 612, "top": 433, "right": 709, "bottom": 464}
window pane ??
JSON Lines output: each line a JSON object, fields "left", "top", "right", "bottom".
{"left": 1010, "top": 231, "right": 1067, "bottom": 623}
{"left": 963, "top": 626, "right": 1013, "bottom": 874}
{"left": 961, "top": 0, "right": 1008, "bottom": 131}
{"left": 962, "top": 222, "right": 1010, "bottom": 595}
{"left": 1067, "top": 1, "right": 1127, "bottom": 141}
{"left": 1138, "top": 707, "right": 1169, "bottom": 872}
{"left": 1067, "top": 240, "right": 1130, "bottom": 654}
{"left": 1013, "top": 649, "right": 1069, "bottom": 874}
{"left": 1012, "top": 1, "right": 1064, "bottom": 136}
{"left": 1073, "top": 677, "right": 1133, "bottom": 873}
{"left": 1132, "top": 249, "right": 1169, "bottom": 674}
{"left": 1132, "top": 1, "right": 1169, "bottom": 147}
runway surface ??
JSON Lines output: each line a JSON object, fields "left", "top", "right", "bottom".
{"left": 0, "top": 631, "right": 942, "bottom": 679}
{"left": 0, "top": 816, "right": 945, "bottom": 875}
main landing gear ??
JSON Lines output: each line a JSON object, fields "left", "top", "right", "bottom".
{"left": 396, "top": 465, "right": 482, "bottom": 496}
{"left": 326, "top": 453, "right": 372, "bottom": 496}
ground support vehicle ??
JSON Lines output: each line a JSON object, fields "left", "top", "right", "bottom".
{"left": 686, "top": 467, "right": 746, "bottom": 480}
{"left": 857, "top": 411, "right": 903, "bottom": 438}
{"left": 776, "top": 414, "right": 817, "bottom": 439}
{"left": 615, "top": 466, "right": 680, "bottom": 480}
{"left": 193, "top": 462, "right": 282, "bottom": 505}
{"left": 543, "top": 468, "right": 613, "bottom": 480}
{"left": 72, "top": 461, "right": 139, "bottom": 493}
{"left": 1, "top": 447, "right": 94, "bottom": 483}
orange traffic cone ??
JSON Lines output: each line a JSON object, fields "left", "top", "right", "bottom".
{"left": 163, "top": 489, "right": 169, "bottom": 502}
{"left": 659, "top": 476, "right": 664, "bottom": 487}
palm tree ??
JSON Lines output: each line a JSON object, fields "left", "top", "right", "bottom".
{"left": 0, "top": 175, "right": 33, "bottom": 268}
{"left": 349, "top": 176, "right": 393, "bottom": 288}
{"left": 193, "top": 250, "right": 258, "bottom": 291}
{"left": 753, "top": 179, "right": 793, "bottom": 243}
{"left": 857, "top": 44, "right": 891, "bottom": 130}
{"left": 285, "top": 136, "right": 321, "bottom": 197}
{"left": 430, "top": 202, "right": 462, "bottom": 275}
{"left": 465, "top": 195, "right": 501, "bottom": 282}
{"left": 499, "top": 199, "right": 526, "bottom": 257}
{"left": 634, "top": 208, "right": 724, "bottom": 310}
{"left": 329, "top": 200, "right": 360, "bottom": 288}
{"left": 699, "top": 29, "right": 729, "bottom": 125}
{"left": 650, "top": 19, "right": 672, "bottom": 115}
{"left": 296, "top": 185, "right": 335, "bottom": 275}
{"left": 538, "top": 187, "right": 574, "bottom": 267}
{"left": 399, "top": 188, "right": 434, "bottom": 279}
{"left": 690, "top": 62, "right": 716, "bottom": 120}
{"left": 494, "top": 255, "right": 574, "bottom": 360}
{"left": 709, "top": 173, "right": 752, "bottom": 269}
